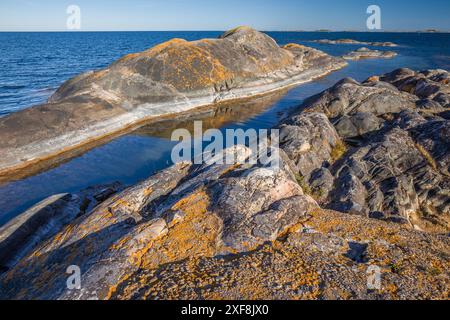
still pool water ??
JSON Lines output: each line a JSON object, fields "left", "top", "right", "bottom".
{"left": 1, "top": 31, "right": 450, "bottom": 225}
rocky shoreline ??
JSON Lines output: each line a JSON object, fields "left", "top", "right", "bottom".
{"left": 1, "top": 67, "right": 449, "bottom": 300}
{"left": 0, "top": 27, "right": 346, "bottom": 178}
{"left": 314, "top": 39, "right": 398, "bottom": 47}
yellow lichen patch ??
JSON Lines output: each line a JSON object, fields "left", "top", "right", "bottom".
{"left": 382, "top": 283, "right": 399, "bottom": 298}
{"left": 308, "top": 210, "right": 411, "bottom": 245}
{"left": 109, "top": 208, "right": 449, "bottom": 300}
{"left": 330, "top": 140, "right": 347, "bottom": 163}
{"left": 138, "top": 38, "right": 234, "bottom": 90}
{"left": 415, "top": 143, "right": 438, "bottom": 171}
{"left": 143, "top": 187, "right": 153, "bottom": 197}
{"left": 115, "top": 39, "right": 188, "bottom": 64}
{"left": 139, "top": 189, "right": 223, "bottom": 270}
{"left": 48, "top": 223, "right": 75, "bottom": 248}
{"left": 219, "top": 163, "right": 241, "bottom": 178}
{"left": 366, "top": 76, "right": 380, "bottom": 82}
{"left": 115, "top": 52, "right": 141, "bottom": 63}
{"left": 159, "top": 43, "right": 233, "bottom": 90}
{"left": 283, "top": 43, "right": 308, "bottom": 50}
{"left": 143, "top": 38, "right": 188, "bottom": 56}
{"left": 109, "top": 235, "right": 132, "bottom": 251}
{"left": 220, "top": 26, "right": 253, "bottom": 38}
{"left": 120, "top": 241, "right": 322, "bottom": 300}
{"left": 276, "top": 221, "right": 308, "bottom": 240}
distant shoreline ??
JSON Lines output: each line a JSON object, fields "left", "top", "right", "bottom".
{"left": 0, "top": 30, "right": 449, "bottom": 33}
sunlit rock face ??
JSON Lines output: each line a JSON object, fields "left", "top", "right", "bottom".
{"left": 1, "top": 67, "right": 449, "bottom": 301}
{"left": 1, "top": 146, "right": 448, "bottom": 300}
{"left": 0, "top": 27, "right": 346, "bottom": 176}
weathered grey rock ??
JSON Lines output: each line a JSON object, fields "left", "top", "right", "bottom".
{"left": 314, "top": 39, "right": 398, "bottom": 47}
{"left": 393, "top": 109, "right": 427, "bottom": 130}
{"left": 342, "top": 47, "right": 397, "bottom": 61}
{"left": 0, "top": 146, "right": 319, "bottom": 299}
{"left": 0, "top": 27, "right": 347, "bottom": 176}
{"left": 308, "top": 168, "right": 335, "bottom": 200}
{"left": 334, "top": 112, "right": 382, "bottom": 138}
{"left": 285, "top": 69, "right": 450, "bottom": 232}
{"left": 0, "top": 183, "right": 122, "bottom": 271}
{"left": 109, "top": 209, "right": 448, "bottom": 300}
{"left": 438, "top": 110, "right": 450, "bottom": 120}
{"left": 434, "top": 92, "right": 450, "bottom": 108}
{"left": 329, "top": 128, "right": 423, "bottom": 220}
{"left": 301, "top": 77, "right": 417, "bottom": 118}
{"left": 380, "top": 68, "right": 450, "bottom": 101}
{"left": 416, "top": 99, "right": 446, "bottom": 112}
{"left": 1, "top": 68, "right": 449, "bottom": 301}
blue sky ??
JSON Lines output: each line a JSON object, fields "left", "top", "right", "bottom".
{"left": 0, "top": 0, "right": 449, "bottom": 32}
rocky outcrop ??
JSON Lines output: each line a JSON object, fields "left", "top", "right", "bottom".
{"left": 0, "top": 27, "right": 346, "bottom": 177}
{"left": 1, "top": 68, "right": 448, "bottom": 300}
{"left": 277, "top": 112, "right": 343, "bottom": 181}
{"left": 1, "top": 145, "right": 448, "bottom": 300}
{"left": 110, "top": 209, "right": 448, "bottom": 300}
{"left": 0, "top": 146, "right": 319, "bottom": 299}
{"left": 342, "top": 47, "right": 397, "bottom": 61}
{"left": 314, "top": 39, "right": 398, "bottom": 47}
{"left": 292, "top": 68, "right": 450, "bottom": 233}
{"left": 380, "top": 68, "right": 450, "bottom": 104}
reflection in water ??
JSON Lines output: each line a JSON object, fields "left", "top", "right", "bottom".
{"left": 0, "top": 90, "right": 287, "bottom": 185}
{"left": 133, "top": 90, "right": 287, "bottom": 139}
{"left": 0, "top": 89, "right": 288, "bottom": 226}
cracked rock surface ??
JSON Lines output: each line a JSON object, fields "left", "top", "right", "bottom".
{"left": 342, "top": 47, "right": 398, "bottom": 61}
{"left": 295, "top": 68, "right": 450, "bottom": 233}
{"left": 1, "top": 68, "right": 449, "bottom": 300}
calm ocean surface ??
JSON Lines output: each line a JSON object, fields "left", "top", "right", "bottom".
{"left": 1, "top": 31, "right": 450, "bottom": 225}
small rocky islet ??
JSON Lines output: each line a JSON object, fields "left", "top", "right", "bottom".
{"left": 314, "top": 38, "right": 398, "bottom": 47}
{"left": 0, "top": 28, "right": 449, "bottom": 300}
{"left": 342, "top": 47, "right": 398, "bottom": 60}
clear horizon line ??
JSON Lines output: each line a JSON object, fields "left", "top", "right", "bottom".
{"left": 0, "top": 29, "right": 449, "bottom": 33}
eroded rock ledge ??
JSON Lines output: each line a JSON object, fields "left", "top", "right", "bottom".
{"left": 0, "top": 27, "right": 346, "bottom": 177}
{"left": 1, "top": 68, "right": 449, "bottom": 300}
{"left": 288, "top": 68, "right": 450, "bottom": 233}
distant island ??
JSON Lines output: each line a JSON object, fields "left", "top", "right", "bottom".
{"left": 313, "top": 39, "right": 398, "bottom": 47}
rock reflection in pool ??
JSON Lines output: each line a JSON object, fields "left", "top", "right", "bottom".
{"left": 0, "top": 89, "right": 288, "bottom": 226}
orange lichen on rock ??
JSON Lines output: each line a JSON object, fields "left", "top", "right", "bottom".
{"left": 136, "top": 189, "right": 224, "bottom": 270}
{"left": 144, "top": 38, "right": 188, "bottom": 56}
{"left": 157, "top": 43, "right": 233, "bottom": 90}
{"left": 283, "top": 43, "right": 308, "bottom": 50}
